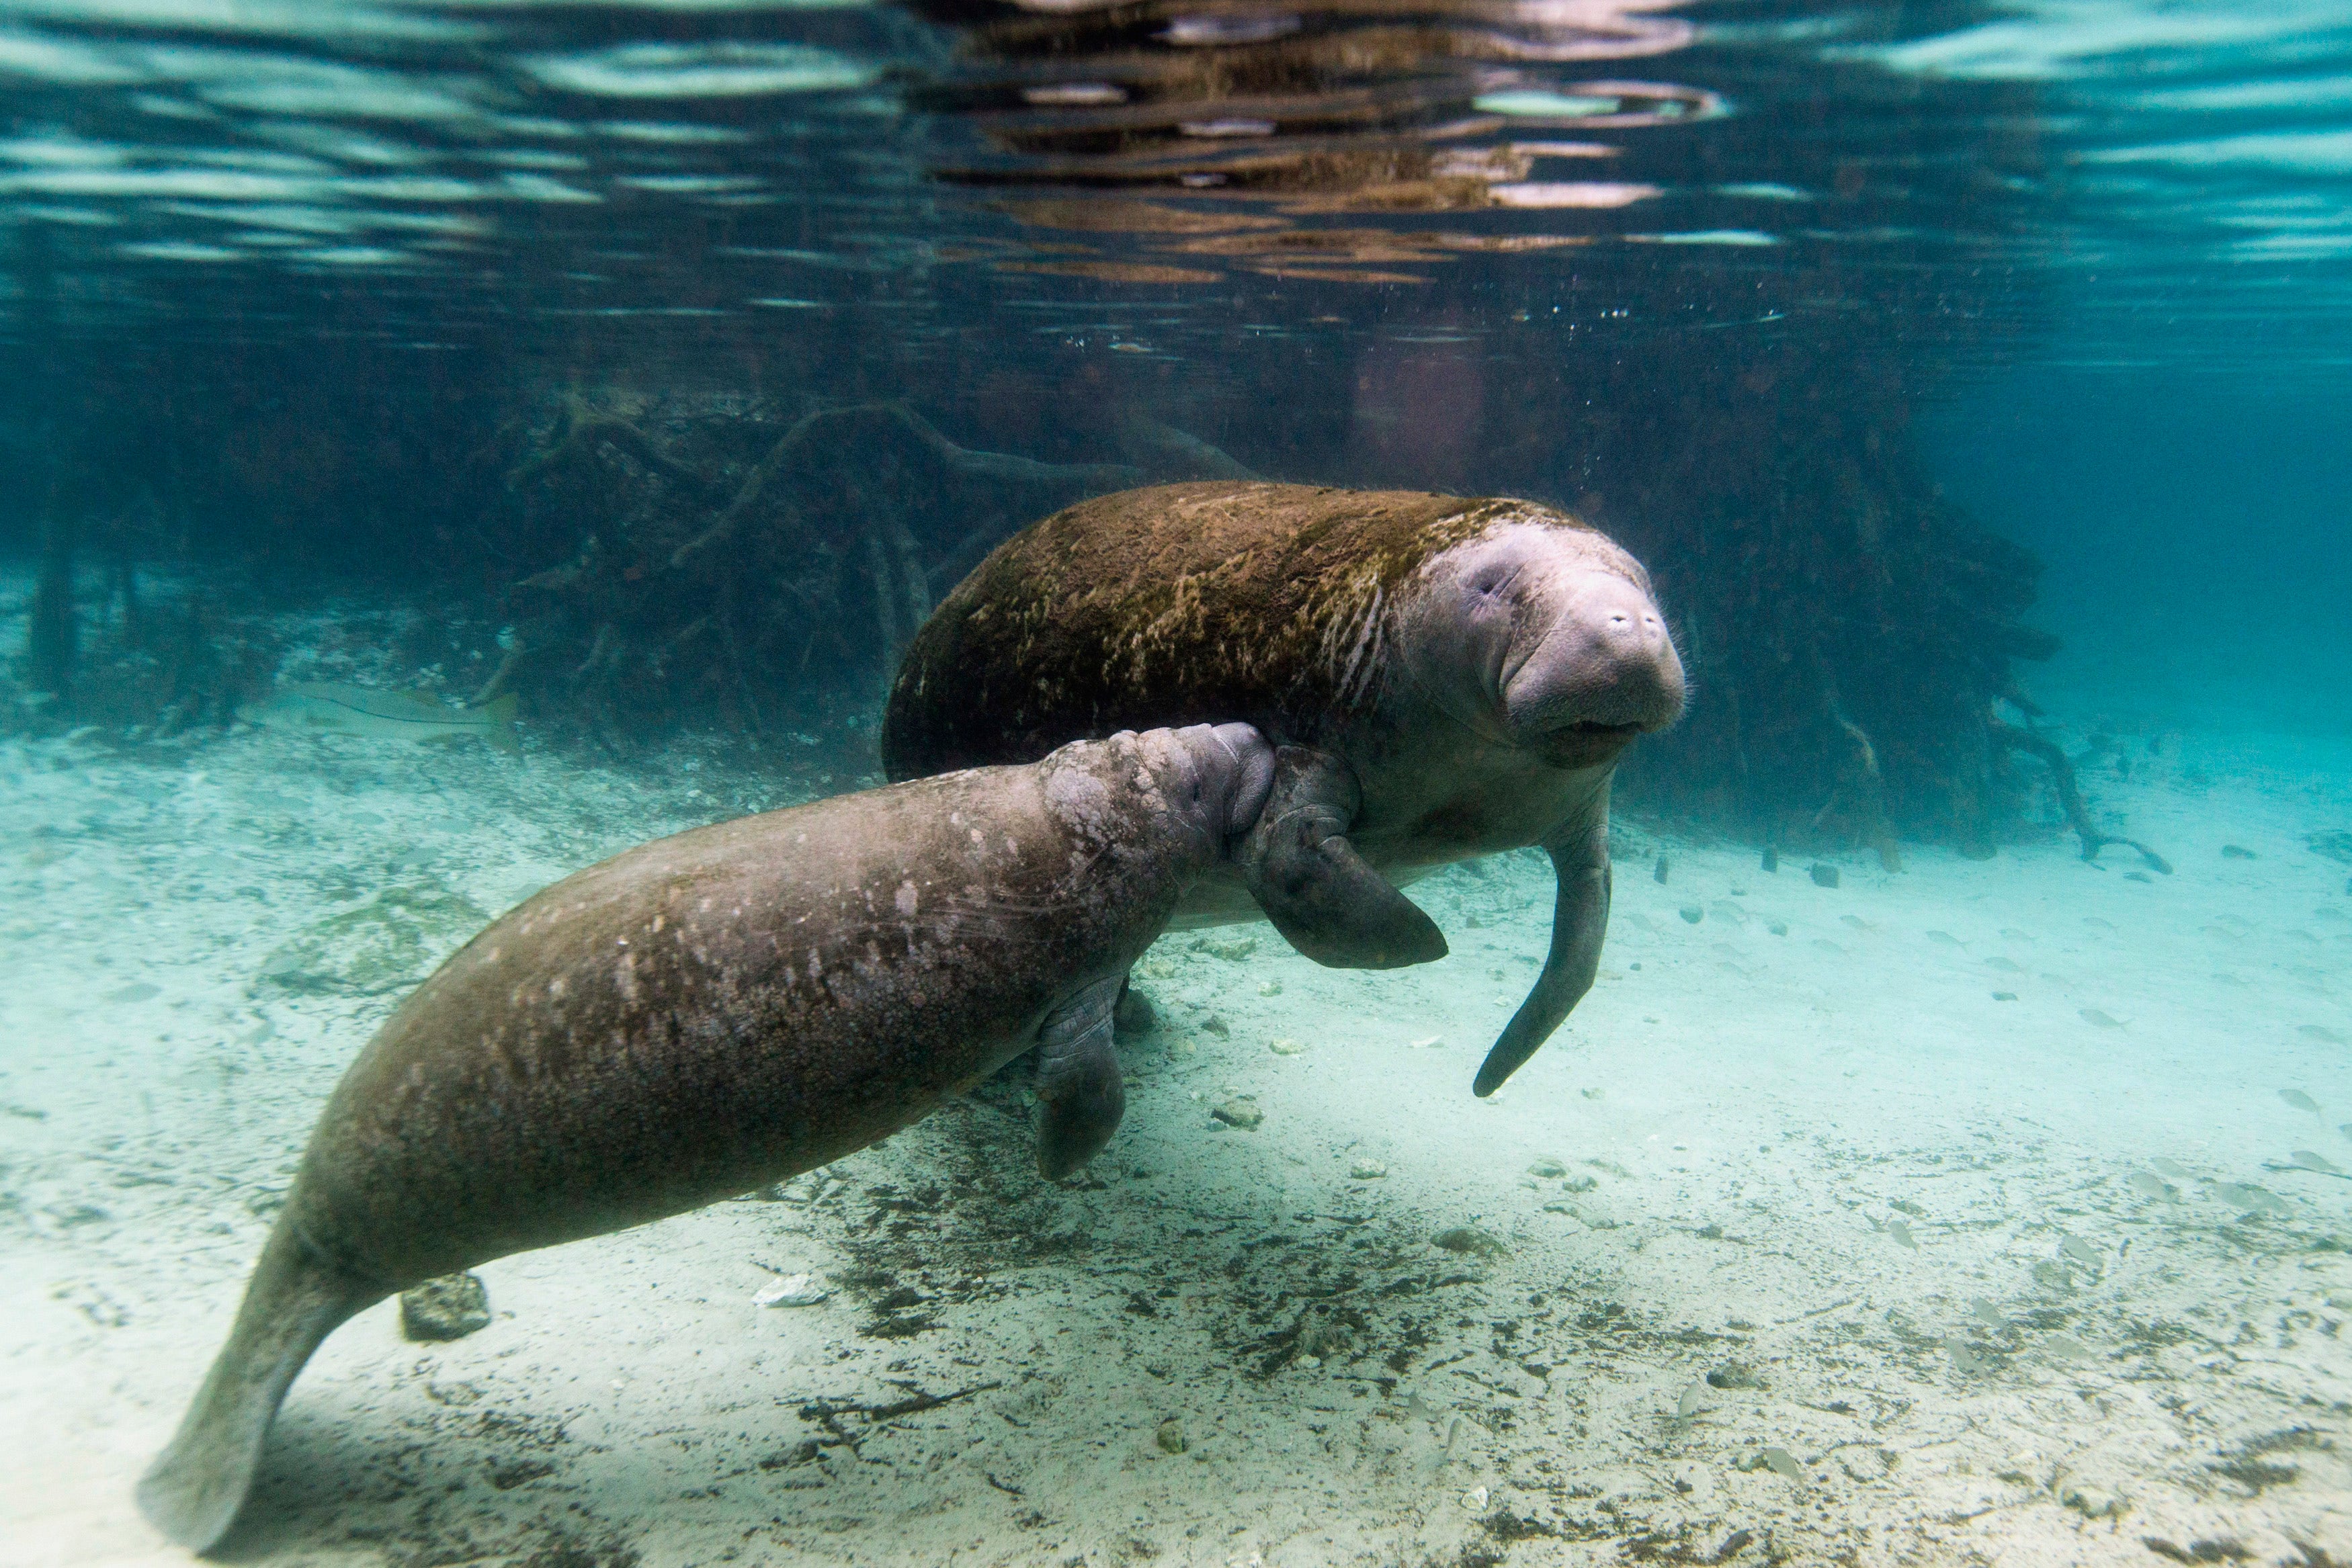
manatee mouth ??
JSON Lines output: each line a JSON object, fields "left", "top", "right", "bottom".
{"left": 1537, "top": 720, "right": 1645, "bottom": 767}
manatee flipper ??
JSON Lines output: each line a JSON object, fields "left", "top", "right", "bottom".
{"left": 1034, "top": 975, "right": 1127, "bottom": 1180}
{"left": 136, "top": 1221, "right": 382, "bottom": 1552}
{"left": 1238, "top": 746, "right": 1447, "bottom": 969}
{"left": 1473, "top": 803, "right": 1613, "bottom": 1097}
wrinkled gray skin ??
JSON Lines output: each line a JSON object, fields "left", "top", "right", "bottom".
{"left": 136, "top": 724, "right": 1275, "bottom": 1555}
{"left": 1364, "top": 521, "right": 1686, "bottom": 1092}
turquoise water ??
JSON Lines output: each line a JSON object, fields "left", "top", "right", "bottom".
{"left": 3, "top": 2, "right": 2349, "bottom": 1563}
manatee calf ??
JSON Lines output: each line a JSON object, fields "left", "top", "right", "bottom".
{"left": 138, "top": 724, "right": 1276, "bottom": 1553}
{"left": 882, "top": 481, "right": 1685, "bottom": 1095}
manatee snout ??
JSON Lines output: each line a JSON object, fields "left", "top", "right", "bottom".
{"left": 1150, "top": 720, "right": 1277, "bottom": 846}
{"left": 1505, "top": 568, "right": 1685, "bottom": 760}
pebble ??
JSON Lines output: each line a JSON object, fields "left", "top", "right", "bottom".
{"left": 1349, "top": 1159, "right": 1388, "bottom": 1179}
{"left": 1527, "top": 1158, "right": 1567, "bottom": 1178}
{"left": 2221, "top": 844, "right": 2257, "bottom": 859}
{"left": 2062, "top": 1483, "right": 2123, "bottom": 1519}
{"left": 400, "top": 1272, "right": 492, "bottom": 1342}
{"left": 753, "top": 1272, "right": 830, "bottom": 1307}
{"left": 1155, "top": 1419, "right": 1187, "bottom": 1454}
{"left": 1679, "top": 904, "right": 1703, "bottom": 924}
{"left": 1761, "top": 846, "right": 1779, "bottom": 871}
{"left": 1195, "top": 936, "right": 1257, "bottom": 961}
{"left": 1257, "top": 980, "right": 1282, "bottom": 996}
{"left": 1212, "top": 1097, "right": 1263, "bottom": 1130}
{"left": 1809, "top": 863, "right": 1839, "bottom": 888}
{"left": 1269, "top": 1037, "right": 1306, "bottom": 1055}
{"left": 1460, "top": 1485, "right": 1489, "bottom": 1511}
{"left": 1432, "top": 1226, "right": 1508, "bottom": 1258}
{"left": 1654, "top": 856, "right": 1670, "bottom": 885}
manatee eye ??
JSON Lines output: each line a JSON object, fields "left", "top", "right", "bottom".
{"left": 1466, "top": 562, "right": 1517, "bottom": 605}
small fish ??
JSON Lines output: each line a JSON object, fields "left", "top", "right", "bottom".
{"left": 1926, "top": 930, "right": 1963, "bottom": 946}
{"left": 2059, "top": 1237, "right": 2099, "bottom": 1267}
{"left": 2150, "top": 1158, "right": 2193, "bottom": 1178}
{"left": 1970, "top": 1297, "right": 2005, "bottom": 1328}
{"left": 2214, "top": 1182, "right": 2287, "bottom": 1215}
{"left": 1984, "top": 956, "right": 2023, "bottom": 972}
{"left": 2031, "top": 1261, "right": 2073, "bottom": 1291}
{"left": 1885, "top": 1219, "right": 1916, "bottom": 1250}
{"left": 2281, "top": 1089, "right": 2322, "bottom": 1114}
{"left": 1840, "top": 915, "right": 1872, "bottom": 930}
{"left": 1945, "top": 1336, "right": 1984, "bottom": 1374}
{"left": 1677, "top": 1384, "right": 1706, "bottom": 1419}
{"left": 2291, "top": 1149, "right": 2343, "bottom": 1174}
{"left": 2126, "top": 1172, "right": 2175, "bottom": 1201}
{"left": 2044, "top": 1334, "right": 2088, "bottom": 1362}
{"left": 240, "top": 683, "right": 520, "bottom": 752}
{"left": 2079, "top": 1008, "right": 2122, "bottom": 1028}
{"left": 1759, "top": 1446, "right": 1803, "bottom": 1480}
{"left": 2084, "top": 916, "right": 2117, "bottom": 930}
{"left": 2000, "top": 928, "right": 2033, "bottom": 941}
{"left": 2300, "top": 1025, "right": 2346, "bottom": 1044}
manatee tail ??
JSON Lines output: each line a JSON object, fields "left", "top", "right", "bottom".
{"left": 1473, "top": 822, "right": 1612, "bottom": 1097}
{"left": 136, "top": 1221, "right": 380, "bottom": 1553}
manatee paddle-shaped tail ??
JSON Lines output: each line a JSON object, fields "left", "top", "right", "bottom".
{"left": 1034, "top": 975, "right": 1128, "bottom": 1180}
{"left": 1237, "top": 746, "right": 1447, "bottom": 969}
{"left": 136, "top": 1222, "right": 383, "bottom": 1553}
{"left": 1473, "top": 795, "right": 1613, "bottom": 1097}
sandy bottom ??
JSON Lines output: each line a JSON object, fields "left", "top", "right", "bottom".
{"left": 3, "top": 651, "right": 2350, "bottom": 1568}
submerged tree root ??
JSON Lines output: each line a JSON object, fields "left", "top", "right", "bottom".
{"left": 1991, "top": 720, "right": 2171, "bottom": 872}
{"left": 487, "top": 393, "right": 1251, "bottom": 739}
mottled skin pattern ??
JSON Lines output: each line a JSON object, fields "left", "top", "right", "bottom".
{"left": 883, "top": 481, "right": 1685, "bottom": 1096}
{"left": 137, "top": 725, "right": 1274, "bottom": 1554}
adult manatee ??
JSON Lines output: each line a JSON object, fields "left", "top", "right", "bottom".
{"left": 880, "top": 482, "right": 1685, "bottom": 1095}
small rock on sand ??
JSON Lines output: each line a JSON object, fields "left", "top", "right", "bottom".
{"left": 1212, "top": 1097, "right": 1263, "bottom": 1130}
{"left": 1432, "top": 1226, "right": 1508, "bottom": 1258}
{"left": 401, "top": 1272, "right": 492, "bottom": 1342}
{"left": 1810, "top": 864, "right": 1839, "bottom": 889}
{"left": 753, "top": 1272, "right": 830, "bottom": 1307}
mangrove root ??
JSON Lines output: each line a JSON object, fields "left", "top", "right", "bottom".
{"left": 1991, "top": 720, "right": 2171, "bottom": 872}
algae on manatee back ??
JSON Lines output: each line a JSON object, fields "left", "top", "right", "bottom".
{"left": 255, "top": 881, "right": 493, "bottom": 996}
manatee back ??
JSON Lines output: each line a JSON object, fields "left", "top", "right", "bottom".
{"left": 881, "top": 481, "right": 1515, "bottom": 777}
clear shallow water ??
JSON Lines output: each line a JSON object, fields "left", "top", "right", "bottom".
{"left": 3, "top": 2, "right": 2350, "bottom": 1565}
